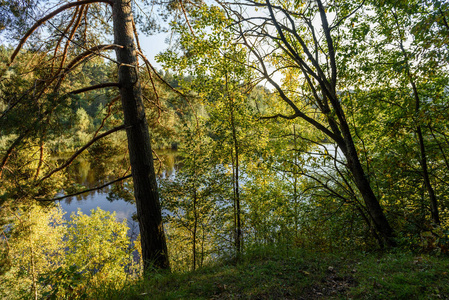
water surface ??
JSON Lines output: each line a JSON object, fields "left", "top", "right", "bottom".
{"left": 57, "top": 150, "right": 179, "bottom": 233}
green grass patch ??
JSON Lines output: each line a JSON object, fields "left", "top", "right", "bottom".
{"left": 105, "top": 247, "right": 449, "bottom": 299}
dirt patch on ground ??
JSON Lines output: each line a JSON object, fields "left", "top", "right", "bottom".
{"left": 301, "top": 270, "right": 358, "bottom": 299}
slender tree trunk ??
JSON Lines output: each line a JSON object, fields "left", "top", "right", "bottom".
{"left": 230, "top": 146, "right": 237, "bottom": 250}
{"left": 192, "top": 188, "right": 197, "bottom": 271}
{"left": 394, "top": 16, "right": 440, "bottom": 224}
{"left": 413, "top": 85, "right": 439, "bottom": 224}
{"left": 200, "top": 226, "right": 205, "bottom": 268}
{"left": 231, "top": 107, "right": 241, "bottom": 254}
{"left": 226, "top": 72, "right": 241, "bottom": 255}
{"left": 293, "top": 125, "right": 299, "bottom": 240}
{"left": 29, "top": 234, "right": 38, "bottom": 300}
{"left": 112, "top": 0, "right": 169, "bottom": 272}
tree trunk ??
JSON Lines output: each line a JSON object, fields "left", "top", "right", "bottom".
{"left": 396, "top": 24, "right": 440, "bottom": 225}
{"left": 345, "top": 144, "right": 396, "bottom": 246}
{"left": 414, "top": 87, "right": 439, "bottom": 225}
{"left": 231, "top": 106, "right": 242, "bottom": 254}
{"left": 336, "top": 118, "right": 396, "bottom": 247}
{"left": 227, "top": 76, "right": 242, "bottom": 255}
{"left": 112, "top": 0, "right": 169, "bottom": 272}
{"left": 293, "top": 125, "right": 299, "bottom": 239}
{"left": 192, "top": 188, "right": 197, "bottom": 271}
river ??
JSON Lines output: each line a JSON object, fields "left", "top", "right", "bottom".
{"left": 57, "top": 144, "right": 341, "bottom": 234}
{"left": 57, "top": 149, "right": 179, "bottom": 235}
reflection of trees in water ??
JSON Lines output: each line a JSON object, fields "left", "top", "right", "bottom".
{"left": 60, "top": 150, "right": 180, "bottom": 203}
{"left": 107, "top": 183, "right": 133, "bottom": 203}
{"left": 155, "top": 149, "right": 182, "bottom": 179}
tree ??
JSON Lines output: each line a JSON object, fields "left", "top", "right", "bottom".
{"left": 340, "top": 0, "right": 449, "bottom": 233}
{"left": 1, "top": 205, "right": 135, "bottom": 299}
{"left": 158, "top": 4, "right": 272, "bottom": 255}
{"left": 160, "top": 125, "right": 225, "bottom": 271}
{"left": 2, "top": 0, "right": 169, "bottom": 272}
{"left": 112, "top": 0, "right": 169, "bottom": 271}
{"left": 64, "top": 208, "right": 134, "bottom": 293}
{"left": 0, "top": 204, "right": 65, "bottom": 300}
{"left": 369, "top": 0, "right": 447, "bottom": 225}
{"left": 220, "top": 0, "right": 397, "bottom": 247}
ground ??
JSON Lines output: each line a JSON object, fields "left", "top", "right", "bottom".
{"left": 108, "top": 247, "right": 449, "bottom": 299}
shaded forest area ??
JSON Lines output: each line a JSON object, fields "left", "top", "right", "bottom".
{"left": 1, "top": 0, "right": 449, "bottom": 298}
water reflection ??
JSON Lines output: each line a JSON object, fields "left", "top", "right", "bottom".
{"left": 57, "top": 150, "right": 179, "bottom": 227}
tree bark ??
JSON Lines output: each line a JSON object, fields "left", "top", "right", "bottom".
{"left": 337, "top": 135, "right": 396, "bottom": 247}
{"left": 112, "top": 0, "right": 169, "bottom": 271}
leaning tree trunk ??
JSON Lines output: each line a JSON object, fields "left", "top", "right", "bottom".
{"left": 340, "top": 136, "right": 396, "bottom": 247}
{"left": 328, "top": 93, "right": 396, "bottom": 247}
{"left": 112, "top": 0, "right": 169, "bottom": 271}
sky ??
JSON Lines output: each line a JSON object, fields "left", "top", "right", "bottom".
{"left": 139, "top": 31, "right": 172, "bottom": 71}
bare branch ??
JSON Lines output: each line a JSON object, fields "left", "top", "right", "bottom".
{"left": 51, "top": 5, "right": 81, "bottom": 72}
{"left": 54, "top": 44, "right": 121, "bottom": 90}
{"left": 37, "top": 125, "right": 125, "bottom": 183}
{"left": 36, "top": 174, "right": 132, "bottom": 201}
{"left": 135, "top": 51, "right": 162, "bottom": 123}
{"left": 69, "top": 82, "right": 120, "bottom": 94}
{"left": 58, "top": 5, "right": 87, "bottom": 72}
{"left": 9, "top": 0, "right": 113, "bottom": 65}
{"left": 179, "top": 0, "right": 196, "bottom": 37}
{"left": 136, "top": 51, "right": 189, "bottom": 98}
{"left": 316, "top": 0, "right": 336, "bottom": 89}
{"left": 132, "top": 18, "right": 142, "bottom": 61}
{"left": 259, "top": 113, "right": 299, "bottom": 120}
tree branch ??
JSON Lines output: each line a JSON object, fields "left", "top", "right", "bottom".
{"left": 259, "top": 113, "right": 299, "bottom": 120}
{"left": 136, "top": 51, "right": 189, "bottom": 98}
{"left": 9, "top": 0, "right": 113, "bottom": 65}
{"left": 36, "top": 174, "right": 132, "bottom": 201}
{"left": 51, "top": 5, "right": 81, "bottom": 72}
{"left": 316, "top": 0, "right": 337, "bottom": 90}
{"left": 69, "top": 82, "right": 120, "bottom": 94}
{"left": 330, "top": 0, "right": 365, "bottom": 30}
{"left": 37, "top": 125, "right": 125, "bottom": 183}
{"left": 55, "top": 44, "right": 122, "bottom": 90}
{"left": 58, "top": 5, "right": 87, "bottom": 72}
{"left": 93, "top": 96, "right": 121, "bottom": 137}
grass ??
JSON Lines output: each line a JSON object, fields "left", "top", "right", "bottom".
{"left": 105, "top": 246, "right": 449, "bottom": 299}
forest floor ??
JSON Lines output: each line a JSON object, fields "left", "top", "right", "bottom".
{"left": 111, "top": 247, "right": 449, "bottom": 299}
